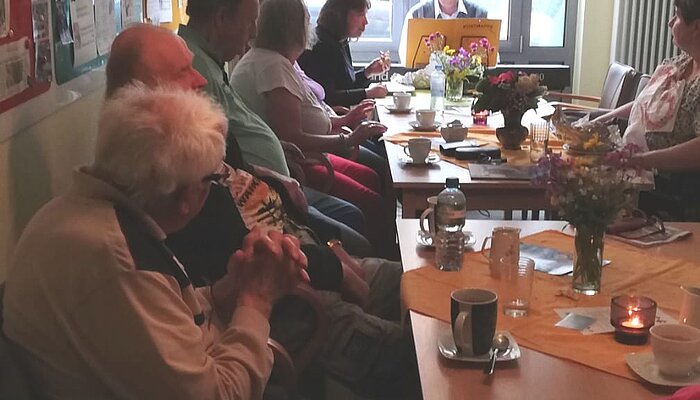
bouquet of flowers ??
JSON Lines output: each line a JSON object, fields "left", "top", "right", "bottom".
{"left": 532, "top": 120, "right": 640, "bottom": 294}
{"left": 472, "top": 71, "right": 547, "bottom": 122}
{"left": 436, "top": 38, "right": 494, "bottom": 82}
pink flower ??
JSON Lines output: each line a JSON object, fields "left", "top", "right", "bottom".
{"left": 480, "top": 38, "right": 490, "bottom": 48}
{"left": 488, "top": 71, "right": 515, "bottom": 85}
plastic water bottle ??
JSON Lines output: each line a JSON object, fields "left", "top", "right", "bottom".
{"left": 430, "top": 64, "right": 445, "bottom": 113}
{"left": 435, "top": 177, "right": 467, "bottom": 271}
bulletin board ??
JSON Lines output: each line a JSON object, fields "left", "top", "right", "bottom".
{"left": 0, "top": 0, "right": 51, "bottom": 115}
{"left": 0, "top": 0, "right": 187, "bottom": 141}
{"left": 52, "top": 0, "right": 123, "bottom": 84}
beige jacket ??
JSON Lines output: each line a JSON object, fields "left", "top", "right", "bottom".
{"left": 2, "top": 167, "right": 273, "bottom": 400}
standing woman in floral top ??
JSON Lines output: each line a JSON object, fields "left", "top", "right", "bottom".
{"left": 595, "top": 0, "right": 700, "bottom": 221}
{"left": 298, "top": 0, "right": 390, "bottom": 107}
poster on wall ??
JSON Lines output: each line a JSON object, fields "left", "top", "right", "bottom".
{"left": 147, "top": 0, "right": 171, "bottom": 24}
{"left": 0, "top": 38, "right": 30, "bottom": 102}
{"left": 0, "top": 0, "right": 9, "bottom": 38}
{"left": 95, "top": 0, "right": 116, "bottom": 55}
{"left": 121, "top": 0, "right": 141, "bottom": 27}
{"left": 69, "top": 0, "right": 96, "bottom": 66}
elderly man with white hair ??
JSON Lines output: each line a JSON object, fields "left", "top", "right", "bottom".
{"left": 2, "top": 85, "right": 308, "bottom": 400}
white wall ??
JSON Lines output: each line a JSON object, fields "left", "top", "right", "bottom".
{"left": 572, "top": 0, "right": 615, "bottom": 99}
{"left": 0, "top": 89, "right": 104, "bottom": 280}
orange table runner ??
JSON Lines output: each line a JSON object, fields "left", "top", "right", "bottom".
{"left": 400, "top": 230, "right": 697, "bottom": 381}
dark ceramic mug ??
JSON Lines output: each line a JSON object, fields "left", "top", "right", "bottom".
{"left": 450, "top": 288, "right": 498, "bottom": 356}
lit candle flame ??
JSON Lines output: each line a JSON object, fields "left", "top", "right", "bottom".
{"left": 621, "top": 307, "right": 644, "bottom": 328}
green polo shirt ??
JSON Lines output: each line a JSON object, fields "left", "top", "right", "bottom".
{"left": 178, "top": 25, "right": 290, "bottom": 176}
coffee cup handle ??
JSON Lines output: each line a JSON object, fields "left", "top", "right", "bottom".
{"left": 419, "top": 208, "right": 434, "bottom": 235}
{"left": 404, "top": 146, "right": 411, "bottom": 157}
{"left": 480, "top": 236, "right": 492, "bottom": 260}
{"left": 453, "top": 311, "right": 472, "bottom": 352}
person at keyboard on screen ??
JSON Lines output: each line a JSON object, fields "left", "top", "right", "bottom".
{"left": 298, "top": 0, "right": 390, "bottom": 108}
{"left": 399, "top": 0, "right": 488, "bottom": 65}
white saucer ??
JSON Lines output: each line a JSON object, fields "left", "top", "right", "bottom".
{"left": 417, "top": 230, "right": 476, "bottom": 247}
{"left": 385, "top": 105, "right": 413, "bottom": 114}
{"left": 399, "top": 153, "right": 441, "bottom": 165}
{"left": 625, "top": 352, "right": 700, "bottom": 387}
{"left": 438, "top": 329, "right": 521, "bottom": 363}
{"left": 409, "top": 121, "right": 441, "bottom": 132}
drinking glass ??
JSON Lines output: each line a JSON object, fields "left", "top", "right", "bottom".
{"left": 529, "top": 122, "right": 550, "bottom": 163}
{"left": 498, "top": 256, "right": 535, "bottom": 317}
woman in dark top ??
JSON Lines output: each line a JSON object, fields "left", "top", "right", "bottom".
{"left": 298, "top": 0, "right": 389, "bottom": 107}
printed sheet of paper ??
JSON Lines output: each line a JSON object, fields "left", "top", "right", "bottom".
{"left": 0, "top": 39, "right": 30, "bottom": 101}
{"left": 146, "top": 0, "right": 172, "bottom": 24}
{"left": 121, "top": 0, "right": 143, "bottom": 27}
{"left": 32, "top": 0, "right": 52, "bottom": 81}
{"left": 0, "top": 0, "right": 9, "bottom": 38}
{"left": 69, "top": 0, "right": 97, "bottom": 66}
{"left": 554, "top": 307, "right": 677, "bottom": 335}
{"left": 94, "top": 0, "right": 117, "bottom": 55}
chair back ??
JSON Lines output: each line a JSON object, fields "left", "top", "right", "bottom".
{"left": 0, "top": 282, "right": 36, "bottom": 400}
{"left": 635, "top": 74, "right": 652, "bottom": 99}
{"left": 599, "top": 62, "right": 641, "bottom": 109}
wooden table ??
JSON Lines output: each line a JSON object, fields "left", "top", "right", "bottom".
{"left": 377, "top": 93, "right": 552, "bottom": 218}
{"left": 397, "top": 218, "right": 698, "bottom": 400}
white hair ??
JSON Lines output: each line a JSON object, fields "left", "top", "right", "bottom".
{"left": 93, "top": 84, "right": 228, "bottom": 208}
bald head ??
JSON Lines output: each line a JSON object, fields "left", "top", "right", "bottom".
{"left": 105, "top": 24, "right": 206, "bottom": 97}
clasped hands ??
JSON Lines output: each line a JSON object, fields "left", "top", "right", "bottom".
{"left": 214, "top": 228, "right": 310, "bottom": 319}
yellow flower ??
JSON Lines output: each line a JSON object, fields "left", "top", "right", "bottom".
{"left": 583, "top": 133, "right": 600, "bottom": 150}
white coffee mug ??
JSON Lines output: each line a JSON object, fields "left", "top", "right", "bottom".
{"left": 404, "top": 137, "right": 431, "bottom": 163}
{"left": 650, "top": 323, "right": 700, "bottom": 377}
{"left": 416, "top": 109, "right": 436, "bottom": 127}
{"left": 419, "top": 196, "right": 438, "bottom": 237}
{"left": 393, "top": 92, "right": 411, "bottom": 110}
{"left": 481, "top": 227, "right": 521, "bottom": 278}
{"left": 680, "top": 285, "right": 700, "bottom": 329}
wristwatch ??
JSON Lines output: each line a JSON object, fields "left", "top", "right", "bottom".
{"left": 327, "top": 239, "right": 343, "bottom": 249}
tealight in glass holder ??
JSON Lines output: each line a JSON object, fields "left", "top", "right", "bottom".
{"left": 472, "top": 110, "right": 489, "bottom": 126}
{"left": 610, "top": 295, "right": 657, "bottom": 345}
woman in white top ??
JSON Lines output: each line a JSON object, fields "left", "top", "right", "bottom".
{"left": 230, "top": 0, "right": 398, "bottom": 257}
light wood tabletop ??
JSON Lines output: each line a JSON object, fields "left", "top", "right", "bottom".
{"left": 397, "top": 218, "right": 699, "bottom": 400}
{"left": 377, "top": 92, "right": 552, "bottom": 218}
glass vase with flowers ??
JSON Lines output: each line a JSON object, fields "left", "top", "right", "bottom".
{"left": 435, "top": 38, "right": 494, "bottom": 101}
{"left": 472, "top": 71, "right": 547, "bottom": 149}
{"left": 534, "top": 113, "right": 640, "bottom": 294}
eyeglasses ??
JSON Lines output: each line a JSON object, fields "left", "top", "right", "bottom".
{"left": 202, "top": 163, "right": 231, "bottom": 187}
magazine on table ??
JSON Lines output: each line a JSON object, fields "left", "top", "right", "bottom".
{"left": 520, "top": 243, "right": 610, "bottom": 276}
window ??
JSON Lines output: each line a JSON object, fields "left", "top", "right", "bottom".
{"left": 306, "top": 0, "right": 577, "bottom": 66}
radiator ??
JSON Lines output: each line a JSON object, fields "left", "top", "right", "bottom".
{"left": 614, "top": 0, "right": 680, "bottom": 74}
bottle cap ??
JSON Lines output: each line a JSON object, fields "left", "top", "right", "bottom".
{"left": 445, "top": 177, "right": 459, "bottom": 188}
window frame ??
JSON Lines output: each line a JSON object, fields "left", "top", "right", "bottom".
{"left": 349, "top": 0, "right": 408, "bottom": 62}
{"left": 344, "top": 0, "right": 577, "bottom": 67}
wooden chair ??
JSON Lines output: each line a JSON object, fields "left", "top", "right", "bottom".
{"left": 547, "top": 62, "right": 642, "bottom": 113}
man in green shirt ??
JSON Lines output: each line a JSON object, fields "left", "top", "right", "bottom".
{"left": 178, "top": 15, "right": 371, "bottom": 257}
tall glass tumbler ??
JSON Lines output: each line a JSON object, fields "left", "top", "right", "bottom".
{"left": 498, "top": 257, "right": 535, "bottom": 317}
